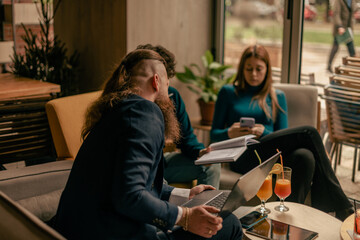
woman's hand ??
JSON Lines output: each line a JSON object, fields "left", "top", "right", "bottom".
{"left": 251, "top": 124, "right": 265, "bottom": 138}
{"left": 189, "top": 184, "right": 216, "bottom": 199}
{"left": 227, "top": 122, "right": 252, "bottom": 139}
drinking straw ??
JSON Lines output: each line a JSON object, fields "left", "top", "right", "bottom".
{"left": 355, "top": 199, "right": 357, "bottom": 231}
{"left": 355, "top": 199, "right": 357, "bottom": 215}
{"left": 276, "top": 149, "right": 284, "bottom": 180}
{"left": 254, "top": 150, "right": 262, "bottom": 165}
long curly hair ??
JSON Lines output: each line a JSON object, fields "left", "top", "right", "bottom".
{"left": 233, "top": 44, "right": 282, "bottom": 121}
{"left": 81, "top": 49, "right": 166, "bottom": 139}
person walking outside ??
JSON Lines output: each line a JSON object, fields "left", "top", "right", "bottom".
{"left": 327, "top": 0, "right": 357, "bottom": 73}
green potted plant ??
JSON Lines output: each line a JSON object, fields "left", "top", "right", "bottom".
{"left": 176, "top": 50, "right": 235, "bottom": 125}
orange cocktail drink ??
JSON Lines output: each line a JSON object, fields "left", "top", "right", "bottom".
{"left": 354, "top": 209, "right": 360, "bottom": 240}
{"left": 274, "top": 167, "right": 292, "bottom": 212}
{"left": 256, "top": 174, "right": 273, "bottom": 215}
{"left": 257, "top": 175, "right": 272, "bottom": 201}
{"left": 274, "top": 179, "right": 291, "bottom": 199}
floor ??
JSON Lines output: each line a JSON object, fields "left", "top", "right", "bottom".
{"left": 333, "top": 145, "right": 360, "bottom": 201}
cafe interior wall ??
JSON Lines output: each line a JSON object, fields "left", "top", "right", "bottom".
{"left": 54, "top": 0, "right": 214, "bottom": 120}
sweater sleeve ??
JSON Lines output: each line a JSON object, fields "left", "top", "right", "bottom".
{"left": 169, "top": 87, "right": 205, "bottom": 159}
{"left": 210, "top": 86, "right": 231, "bottom": 142}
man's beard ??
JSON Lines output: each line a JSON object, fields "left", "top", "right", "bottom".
{"left": 155, "top": 93, "right": 181, "bottom": 144}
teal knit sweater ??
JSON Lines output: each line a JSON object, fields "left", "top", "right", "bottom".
{"left": 210, "top": 84, "right": 288, "bottom": 142}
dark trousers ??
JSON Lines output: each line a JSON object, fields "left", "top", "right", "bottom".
{"left": 230, "top": 126, "right": 352, "bottom": 213}
{"left": 328, "top": 37, "right": 355, "bottom": 68}
{"left": 158, "top": 213, "right": 243, "bottom": 240}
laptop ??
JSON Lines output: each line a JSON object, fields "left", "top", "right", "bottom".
{"left": 182, "top": 152, "right": 281, "bottom": 218}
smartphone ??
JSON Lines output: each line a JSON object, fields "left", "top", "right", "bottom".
{"left": 240, "top": 117, "right": 255, "bottom": 128}
{"left": 239, "top": 211, "right": 267, "bottom": 229}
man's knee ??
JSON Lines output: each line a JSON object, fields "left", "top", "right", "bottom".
{"left": 204, "top": 164, "right": 221, "bottom": 176}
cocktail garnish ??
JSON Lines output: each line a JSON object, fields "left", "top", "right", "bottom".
{"left": 270, "top": 163, "right": 283, "bottom": 175}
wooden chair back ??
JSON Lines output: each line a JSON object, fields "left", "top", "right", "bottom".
{"left": 330, "top": 75, "right": 360, "bottom": 90}
{"left": 342, "top": 56, "right": 360, "bottom": 68}
{"left": 323, "top": 86, "right": 360, "bottom": 145}
{"left": 335, "top": 66, "right": 360, "bottom": 78}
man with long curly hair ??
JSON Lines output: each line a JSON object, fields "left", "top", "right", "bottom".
{"left": 54, "top": 48, "right": 242, "bottom": 240}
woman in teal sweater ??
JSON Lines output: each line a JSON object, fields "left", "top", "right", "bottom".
{"left": 211, "top": 45, "right": 353, "bottom": 220}
{"left": 210, "top": 84, "right": 288, "bottom": 140}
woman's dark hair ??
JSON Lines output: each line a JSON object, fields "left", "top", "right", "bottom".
{"left": 136, "top": 44, "right": 176, "bottom": 78}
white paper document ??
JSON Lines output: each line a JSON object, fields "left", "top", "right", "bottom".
{"left": 195, "top": 134, "right": 259, "bottom": 165}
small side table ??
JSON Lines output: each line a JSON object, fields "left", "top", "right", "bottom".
{"left": 341, "top": 214, "right": 354, "bottom": 240}
{"left": 234, "top": 202, "right": 342, "bottom": 240}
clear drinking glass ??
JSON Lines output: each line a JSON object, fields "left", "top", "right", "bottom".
{"left": 354, "top": 209, "right": 360, "bottom": 240}
{"left": 256, "top": 174, "right": 273, "bottom": 215}
{"left": 274, "top": 167, "right": 292, "bottom": 212}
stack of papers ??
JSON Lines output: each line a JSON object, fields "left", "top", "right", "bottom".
{"left": 195, "top": 135, "right": 259, "bottom": 165}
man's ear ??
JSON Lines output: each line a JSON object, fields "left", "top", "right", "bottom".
{"left": 152, "top": 74, "right": 160, "bottom": 92}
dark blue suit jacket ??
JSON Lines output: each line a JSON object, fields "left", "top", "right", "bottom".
{"left": 54, "top": 95, "right": 178, "bottom": 240}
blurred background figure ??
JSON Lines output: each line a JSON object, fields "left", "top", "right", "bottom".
{"left": 327, "top": 0, "right": 357, "bottom": 73}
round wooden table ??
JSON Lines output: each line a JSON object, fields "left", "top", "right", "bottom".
{"left": 234, "top": 202, "right": 343, "bottom": 240}
{"left": 341, "top": 214, "right": 354, "bottom": 240}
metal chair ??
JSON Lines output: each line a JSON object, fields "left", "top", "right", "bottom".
{"left": 323, "top": 85, "right": 360, "bottom": 182}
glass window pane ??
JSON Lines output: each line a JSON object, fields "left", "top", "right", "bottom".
{"left": 224, "top": 0, "right": 284, "bottom": 70}
{"left": 301, "top": 0, "right": 359, "bottom": 87}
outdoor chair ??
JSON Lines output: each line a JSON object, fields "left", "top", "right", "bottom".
{"left": 330, "top": 74, "right": 360, "bottom": 90}
{"left": 323, "top": 85, "right": 360, "bottom": 182}
{"left": 335, "top": 66, "right": 360, "bottom": 78}
{"left": 342, "top": 56, "right": 360, "bottom": 68}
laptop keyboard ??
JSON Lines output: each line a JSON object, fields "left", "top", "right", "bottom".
{"left": 206, "top": 191, "right": 230, "bottom": 209}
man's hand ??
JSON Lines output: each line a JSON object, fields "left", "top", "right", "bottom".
{"left": 227, "top": 122, "right": 252, "bottom": 139}
{"left": 338, "top": 27, "right": 346, "bottom": 35}
{"left": 189, "top": 184, "right": 215, "bottom": 199}
{"left": 181, "top": 205, "right": 223, "bottom": 238}
{"left": 251, "top": 124, "right": 265, "bottom": 138}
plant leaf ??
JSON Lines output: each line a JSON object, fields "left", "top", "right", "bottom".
{"left": 190, "top": 63, "right": 202, "bottom": 75}
{"left": 201, "top": 55, "right": 208, "bottom": 69}
{"left": 205, "top": 50, "right": 213, "bottom": 65}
